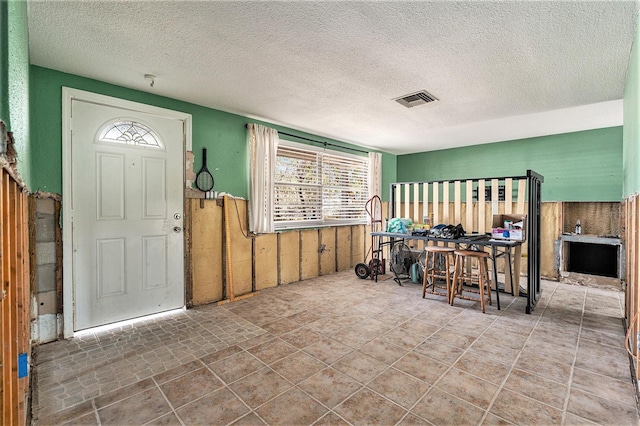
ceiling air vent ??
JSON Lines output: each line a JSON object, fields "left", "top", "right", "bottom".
{"left": 393, "top": 90, "right": 438, "bottom": 108}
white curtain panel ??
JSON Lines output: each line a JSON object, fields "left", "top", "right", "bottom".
{"left": 368, "top": 151, "right": 382, "bottom": 200}
{"left": 248, "top": 123, "right": 279, "bottom": 233}
{"left": 369, "top": 152, "right": 382, "bottom": 220}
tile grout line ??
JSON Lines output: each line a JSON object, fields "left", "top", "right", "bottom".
{"left": 560, "top": 286, "right": 588, "bottom": 424}
{"left": 478, "top": 280, "right": 560, "bottom": 424}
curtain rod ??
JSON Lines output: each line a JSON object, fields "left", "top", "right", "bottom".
{"left": 246, "top": 124, "right": 369, "bottom": 154}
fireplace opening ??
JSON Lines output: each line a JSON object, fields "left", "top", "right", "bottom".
{"left": 568, "top": 242, "right": 618, "bottom": 278}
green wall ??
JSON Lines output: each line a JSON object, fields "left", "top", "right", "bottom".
{"left": 397, "top": 127, "right": 623, "bottom": 202}
{"left": 1, "top": 0, "right": 31, "bottom": 186}
{"left": 30, "top": 66, "right": 393, "bottom": 198}
{"left": 623, "top": 12, "right": 640, "bottom": 197}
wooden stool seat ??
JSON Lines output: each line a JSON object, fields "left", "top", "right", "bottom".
{"left": 450, "top": 250, "right": 492, "bottom": 312}
{"left": 422, "top": 246, "right": 455, "bottom": 300}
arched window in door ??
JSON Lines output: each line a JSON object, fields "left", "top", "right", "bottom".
{"left": 98, "top": 120, "right": 163, "bottom": 149}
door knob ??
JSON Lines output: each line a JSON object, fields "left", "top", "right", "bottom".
{"left": 174, "top": 213, "right": 181, "bottom": 220}
{"left": 173, "top": 226, "right": 182, "bottom": 233}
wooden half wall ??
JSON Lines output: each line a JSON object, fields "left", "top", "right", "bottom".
{"left": 186, "top": 198, "right": 367, "bottom": 306}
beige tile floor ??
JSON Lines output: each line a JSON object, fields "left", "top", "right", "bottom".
{"left": 31, "top": 271, "right": 639, "bottom": 425}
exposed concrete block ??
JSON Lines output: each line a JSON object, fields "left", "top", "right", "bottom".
{"left": 37, "top": 263, "right": 57, "bottom": 292}
{"left": 35, "top": 197, "right": 55, "bottom": 216}
{"left": 37, "top": 290, "right": 57, "bottom": 315}
{"left": 36, "top": 215, "right": 56, "bottom": 242}
{"left": 36, "top": 314, "right": 59, "bottom": 344}
{"left": 36, "top": 241, "right": 56, "bottom": 265}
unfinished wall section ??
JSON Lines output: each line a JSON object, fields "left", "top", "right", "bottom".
{"left": 625, "top": 194, "right": 640, "bottom": 380}
{"left": 187, "top": 198, "right": 368, "bottom": 305}
{"left": 32, "top": 196, "right": 61, "bottom": 343}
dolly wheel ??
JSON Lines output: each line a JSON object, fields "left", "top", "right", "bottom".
{"left": 355, "top": 263, "right": 370, "bottom": 279}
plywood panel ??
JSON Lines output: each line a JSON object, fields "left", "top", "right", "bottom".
{"left": 190, "top": 199, "right": 223, "bottom": 304}
{"left": 255, "top": 233, "right": 278, "bottom": 290}
{"left": 320, "top": 228, "right": 336, "bottom": 275}
{"left": 541, "top": 202, "right": 561, "bottom": 279}
{"left": 336, "top": 227, "right": 352, "bottom": 271}
{"left": 278, "top": 231, "right": 300, "bottom": 285}
{"left": 300, "top": 230, "right": 319, "bottom": 280}
{"left": 351, "top": 225, "right": 365, "bottom": 267}
{"left": 227, "top": 199, "right": 252, "bottom": 296}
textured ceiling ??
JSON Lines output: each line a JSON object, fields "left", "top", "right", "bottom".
{"left": 27, "top": 1, "right": 639, "bottom": 154}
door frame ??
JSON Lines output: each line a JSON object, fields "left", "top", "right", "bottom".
{"left": 62, "top": 87, "right": 192, "bottom": 338}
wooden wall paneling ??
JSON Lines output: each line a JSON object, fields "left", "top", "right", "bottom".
{"left": 413, "top": 184, "right": 420, "bottom": 224}
{"left": 254, "top": 233, "right": 278, "bottom": 290}
{"left": 300, "top": 230, "right": 319, "bottom": 280}
{"left": 442, "top": 181, "right": 450, "bottom": 224}
{"left": 190, "top": 199, "right": 223, "bottom": 305}
{"left": 319, "top": 228, "right": 336, "bottom": 275}
{"left": 336, "top": 227, "right": 352, "bottom": 271}
{"left": 453, "top": 181, "right": 461, "bottom": 224}
{"left": 478, "top": 180, "right": 486, "bottom": 233}
{"left": 505, "top": 178, "right": 513, "bottom": 214}
{"left": 465, "top": 180, "right": 473, "bottom": 232}
{"left": 540, "top": 202, "right": 561, "bottom": 280}
{"left": 227, "top": 199, "right": 252, "bottom": 296}
{"left": 433, "top": 183, "right": 440, "bottom": 225}
{"left": 278, "top": 231, "right": 300, "bottom": 285}
{"left": 351, "top": 225, "right": 365, "bottom": 268}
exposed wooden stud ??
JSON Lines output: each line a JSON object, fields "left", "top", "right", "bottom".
{"left": 516, "top": 179, "right": 526, "bottom": 213}
{"left": 454, "top": 181, "right": 461, "bottom": 224}
{"left": 478, "top": 180, "right": 486, "bottom": 233}
{"left": 423, "top": 183, "right": 429, "bottom": 224}
{"left": 412, "top": 183, "right": 419, "bottom": 223}
{"left": 433, "top": 182, "right": 440, "bottom": 225}
{"left": 442, "top": 181, "right": 450, "bottom": 224}
{"left": 394, "top": 185, "right": 401, "bottom": 218}
{"left": 505, "top": 178, "right": 513, "bottom": 214}
{"left": 491, "top": 178, "right": 499, "bottom": 215}
{"left": 465, "top": 180, "right": 473, "bottom": 232}
{"left": 404, "top": 184, "right": 410, "bottom": 218}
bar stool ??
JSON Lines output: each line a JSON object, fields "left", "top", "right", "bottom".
{"left": 422, "top": 246, "right": 455, "bottom": 300}
{"left": 450, "top": 250, "right": 492, "bottom": 313}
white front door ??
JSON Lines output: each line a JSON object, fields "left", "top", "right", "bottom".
{"left": 70, "top": 98, "right": 185, "bottom": 331}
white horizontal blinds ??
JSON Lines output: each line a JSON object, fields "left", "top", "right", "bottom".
{"left": 322, "top": 152, "right": 368, "bottom": 221}
{"left": 274, "top": 145, "right": 322, "bottom": 223}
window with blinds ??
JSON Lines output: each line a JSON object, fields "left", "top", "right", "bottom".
{"left": 274, "top": 143, "right": 368, "bottom": 228}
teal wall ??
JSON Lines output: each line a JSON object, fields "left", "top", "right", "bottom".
{"left": 30, "top": 66, "right": 393, "bottom": 198}
{"left": 624, "top": 12, "right": 640, "bottom": 197}
{"left": 397, "top": 127, "right": 623, "bottom": 202}
{"left": 1, "top": 0, "right": 31, "bottom": 186}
